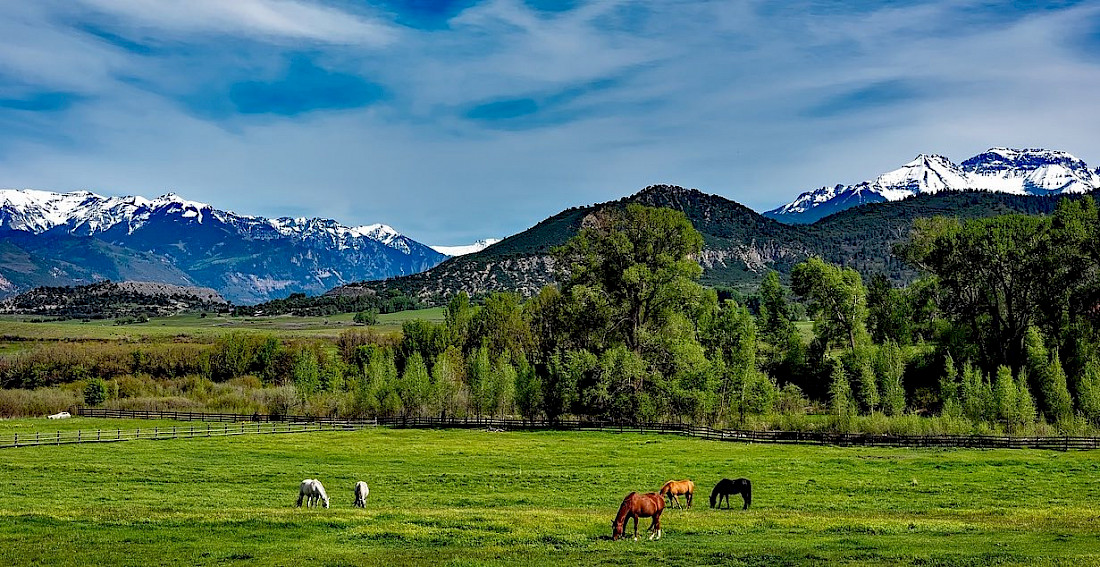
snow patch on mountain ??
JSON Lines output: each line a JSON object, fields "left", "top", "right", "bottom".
{"left": 766, "top": 148, "right": 1100, "bottom": 223}
{"left": 431, "top": 238, "right": 502, "bottom": 256}
{"left": 0, "top": 189, "right": 424, "bottom": 255}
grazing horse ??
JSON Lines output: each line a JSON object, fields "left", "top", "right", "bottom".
{"left": 353, "top": 481, "right": 369, "bottom": 508}
{"left": 296, "top": 479, "right": 330, "bottom": 509}
{"left": 659, "top": 479, "right": 694, "bottom": 509}
{"left": 709, "top": 478, "right": 751, "bottom": 510}
{"left": 611, "top": 492, "right": 665, "bottom": 541}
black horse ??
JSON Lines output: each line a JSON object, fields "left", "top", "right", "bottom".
{"left": 710, "top": 478, "right": 751, "bottom": 510}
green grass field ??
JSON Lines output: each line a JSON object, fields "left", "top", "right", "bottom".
{"left": 2, "top": 421, "right": 1099, "bottom": 566}
{"left": 0, "top": 308, "right": 446, "bottom": 344}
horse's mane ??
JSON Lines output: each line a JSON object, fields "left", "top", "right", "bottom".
{"left": 614, "top": 492, "right": 639, "bottom": 524}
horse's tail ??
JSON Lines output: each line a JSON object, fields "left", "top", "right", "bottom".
{"left": 743, "top": 480, "right": 752, "bottom": 510}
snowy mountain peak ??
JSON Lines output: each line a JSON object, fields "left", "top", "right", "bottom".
{"left": 431, "top": 238, "right": 502, "bottom": 257}
{"left": 766, "top": 148, "right": 1100, "bottom": 224}
{"left": 0, "top": 189, "right": 427, "bottom": 256}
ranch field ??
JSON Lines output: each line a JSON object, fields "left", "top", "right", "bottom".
{"left": 0, "top": 308, "right": 445, "bottom": 347}
{"left": 2, "top": 421, "right": 1099, "bottom": 566}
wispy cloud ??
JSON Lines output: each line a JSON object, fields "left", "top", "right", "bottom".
{"left": 0, "top": 0, "right": 1099, "bottom": 245}
{"left": 75, "top": 0, "right": 398, "bottom": 45}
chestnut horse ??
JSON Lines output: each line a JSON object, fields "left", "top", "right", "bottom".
{"left": 710, "top": 478, "right": 751, "bottom": 510}
{"left": 659, "top": 479, "right": 694, "bottom": 509}
{"left": 612, "top": 492, "right": 665, "bottom": 541}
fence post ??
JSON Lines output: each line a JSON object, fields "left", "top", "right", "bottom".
{"left": 13, "top": 433, "right": 16, "bottom": 447}
{"left": 56, "top": 431, "right": 60, "bottom": 445}
{"left": 97, "top": 430, "right": 101, "bottom": 441}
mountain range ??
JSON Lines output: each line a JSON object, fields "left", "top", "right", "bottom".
{"left": 3, "top": 147, "right": 1095, "bottom": 308}
{"left": 325, "top": 183, "right": 1079, "bottom": 305}
{"left": 0, "top": 190, "right": 448, "bottom": 303}
{"left": 765, "top": 148, "right": 1100, "bottom": 224}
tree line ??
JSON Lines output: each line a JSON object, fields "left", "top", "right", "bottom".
{"left": 5, "top": 199, "right": 1100, "bottom": 433}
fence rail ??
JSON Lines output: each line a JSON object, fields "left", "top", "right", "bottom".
{"left": 1, "top": 413, "right": 373, "bottom": 449}
{"left": 2, "top": 408, "right": 1098, "bottom": 451}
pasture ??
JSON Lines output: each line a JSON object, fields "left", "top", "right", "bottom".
{"left": 2, "top": 423, "right": 1099, "bottom": 566}
{"left": 0, "top": 308, "right": 446, "bottom": 344}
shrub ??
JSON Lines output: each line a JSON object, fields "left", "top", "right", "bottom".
{"left": 83, "top": 378, "right": 108, "bottom": 406}
{"left": 0, "top": 388, "right": 80, "bottom": 417}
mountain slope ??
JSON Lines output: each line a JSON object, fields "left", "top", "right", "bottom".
{"left": 327, "top": 185, "right": 1091, "bottom": 305}
{"left": 0, "top": 190, "right": 447, "bottom": 303}
{"left": 328, "top": 185, "right": 816, "bottom": 301}
{"left": 766, "top": 148, "right": 1100, "bottom": 224}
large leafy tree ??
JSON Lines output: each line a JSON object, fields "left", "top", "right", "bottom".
{"left": 898, "top": 212, "right": 1057, "bottom": 372}
{"left": 554, "top": 203, "right": 705, "bottom": 353}
{"left": 790, "top": 257, "right": 868, "bottom": 351}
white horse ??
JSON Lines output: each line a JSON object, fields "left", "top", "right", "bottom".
{"left": 296, "top": 479, "right": 329, "bottom": 509}
{"left": 353, "top": 481, "right": 369, "bottom": 508}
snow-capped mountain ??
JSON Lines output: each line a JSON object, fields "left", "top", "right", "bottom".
{"left": 430, "top": 238, "right": 502, "bottom": 257}
{"left": 765, "top": 148, "right": 1100, "bottom": 224}
{"left": 0, "top": 189, "right": 447, "bottom": 303}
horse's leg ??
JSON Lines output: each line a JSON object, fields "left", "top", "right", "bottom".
{"left": 687, "top": 491, "right": 693, "bottom": 508}
{"left": 632, "top": 516, "right": 639, "bottom": 541}
{"left": 649, "top": 514, "right": 661, "bottom": 540}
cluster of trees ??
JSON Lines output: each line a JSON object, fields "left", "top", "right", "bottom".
{"left": 7, "top": 198, "right": 1100, "bottom": 432}
{"left": 339, "top": 199, "right": 1100, "bottom": 430}
{"left": 234, "top": 289, "right": 423, "bottom": 317}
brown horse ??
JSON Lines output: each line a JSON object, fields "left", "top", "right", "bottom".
{"left": 659, "top": 479, "right": 694, "bottom": 509}
{"left": 611, "top": 492, "right": 665, "bottom": 541}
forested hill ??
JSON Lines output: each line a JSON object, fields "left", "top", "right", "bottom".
{"left": 325, "top": 186, "right": 1089, "bottom": 304}
{"left": 0, "top": 280, "right": 228, "bottom": 319}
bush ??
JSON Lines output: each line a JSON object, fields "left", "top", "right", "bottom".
{"left": 0, "top": 388, "right": 80, "bottom": 417}
{"left": 83, "top": 378, "right": 108, "bottom": 406}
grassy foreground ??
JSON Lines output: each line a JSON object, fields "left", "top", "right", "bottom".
{"left": 1, "top": 424, "right": 1099, "bottom": 566}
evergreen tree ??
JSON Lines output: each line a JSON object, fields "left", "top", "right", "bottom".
{"left": 1076, "top": 356, "right": 1100, "bottom": 424}
{"left": 1024, "top": 326, "right": 1072, "bottom": 422}
{"left": 875, "top": 342, "right": 906, "bottom": 416}
{"left": 960, "top": 361, "right": 992, "bottom": 423}
{"left": 856, "top": 360, "right": 879, "bottom": 415}
{"left": 828, "top": 364, "right": 854, "bottom": 429}
{"left": 993, "top": 365, "right": 1018, "bottom": 425}
{"left": 1015, "top": 369, "right": 1037, "bottom": 425}
{"left": 940, "top": 354, "right": 960, "bottom": 415}
{"left": 84, "top": 378, "right": 108, "bottom": 406}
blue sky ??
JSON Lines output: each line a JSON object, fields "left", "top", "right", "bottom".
{"left": 1, "top": 1, "right": 1100, "bottom": 245}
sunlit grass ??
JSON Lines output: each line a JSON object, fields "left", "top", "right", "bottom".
{"left": 1, "top": 426, "right": 1099, "bottom": 565}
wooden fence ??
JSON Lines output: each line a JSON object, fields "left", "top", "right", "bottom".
{"left": 0, "top": 419, "right": 366, "bottom": 449}
{"left": 2, "top": 408, "right": 1098, "bottom": 451}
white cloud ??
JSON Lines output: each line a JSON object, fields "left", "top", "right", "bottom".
{"left": 2, "top": 1, "right": 1100, "bottom": 244}
{"left": 75, "top": 0, "right": 398, "bottom": 45}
